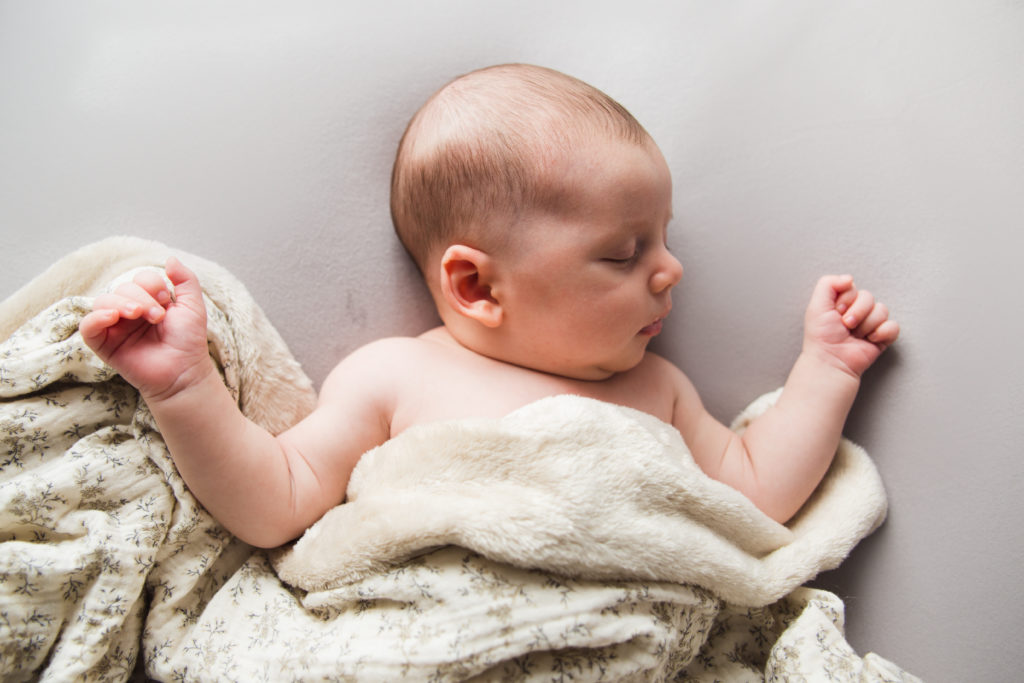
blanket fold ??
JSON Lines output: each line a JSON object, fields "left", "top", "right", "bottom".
{"left": 0, "top": 237, "right": 917, "bottom": 682}
{"left": 273, "top": 392, "right": 887, "bottom": 607}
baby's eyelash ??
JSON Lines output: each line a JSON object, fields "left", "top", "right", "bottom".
{"left": 604, "top": 244, "right": 642, "bottom": 264}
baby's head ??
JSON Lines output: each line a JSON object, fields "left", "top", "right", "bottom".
{"left": 391, "top": 63, "right": 650, "bottom": 276}
{"left": 391, "top": 64, "right": 682, "bottom": 379}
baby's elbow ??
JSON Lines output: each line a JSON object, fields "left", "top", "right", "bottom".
{"left": 740, "top": 476, "right": 802, "bottom": 524}
{"left": 722, "top": 459, "right": 802, "bottom": 524}
{"left": 727, "top": 438, "right": 802, "bottom": 524}
{"left": 234, "top": 524, "right": 303, "bottom": 550}
{"left": 761, "top": 499, "right": 799, "bottom": 526}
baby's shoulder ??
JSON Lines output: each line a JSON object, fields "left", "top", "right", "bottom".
{"left": 346, "top": 335, "right": 433, "bottom": 358}
{"left": 330, "top": 336, "right": 441, "bottom": 373}
{"left": 320, "top": 336, "right": 436, "bottom": 394}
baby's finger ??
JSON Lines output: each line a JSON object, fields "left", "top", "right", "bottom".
{"left": 92, "top": 292, "right": 135, "bottom": 318}
{"left": 841, "top": 289, "right": 875, "bottom": 329}
{"left": 79, "top": 308, "right": 120, "bottom": 343}
{"left": 834, "top": 286, "right": 858, "bottom": 316}
{"left": 808, "top": 274, "right": 853, "bottom": 317}
{"left": 133, "top": 269, "right": 173, "bottom": 305}
{"left": 853, "top": 302, "right": 890, "bottom": 339}
{"left": 117, "top": 282, "right": 166, "bottom": 323}
{"left": 98, "top": 284, "right": 165, "bottom": 324}
{"left": 164, "top": 257, "right": 203, "bottom": 306}
{"left": 867, "top": 319, "right": 900, "bottom": 347}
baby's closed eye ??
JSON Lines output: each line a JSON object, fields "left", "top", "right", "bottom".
{"left": 602, "top": 242, "right": 642, "bottom": 264}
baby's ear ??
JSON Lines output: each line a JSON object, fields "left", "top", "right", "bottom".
{"left": 439, "top": 245, "right": 503, "bottom": 328}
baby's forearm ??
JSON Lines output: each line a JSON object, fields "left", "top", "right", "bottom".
{"left": 142, "top": 362, "right": 315, "bottom": 547}
{"left": 733, "top": 351, "right": 860, "bottom": 522}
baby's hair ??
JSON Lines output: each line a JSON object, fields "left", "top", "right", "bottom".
{"left": 390, "top": 63, "right": 650, "bottom": 274}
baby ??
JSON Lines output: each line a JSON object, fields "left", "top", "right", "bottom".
{"left": 80, "top": 64, "right": 898, "bottom": 548}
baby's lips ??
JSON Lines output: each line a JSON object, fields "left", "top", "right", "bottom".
{"left": 640, "top": 319, "right": 663, "bottom": 336}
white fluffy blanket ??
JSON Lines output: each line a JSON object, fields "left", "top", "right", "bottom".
{"left": 275, "top": 391, "right": 885, "bottom": 608}
{"left": 0, "top": 238, "right": 918, "bottom": 681}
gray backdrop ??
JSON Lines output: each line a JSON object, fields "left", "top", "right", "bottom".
{"left": 2, "top": 2, "right": 1022, "bottom": 679}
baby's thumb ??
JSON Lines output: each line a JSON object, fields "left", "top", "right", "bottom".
{"left": 164, "top": 257, "right": 205, "bottom": 310}
{"left": 809, "top": 274, "right": 852, "bottom": 311}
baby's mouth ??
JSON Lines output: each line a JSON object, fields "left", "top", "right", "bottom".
{"left": 640, "top": 319, "right": 663, "bottom": 336}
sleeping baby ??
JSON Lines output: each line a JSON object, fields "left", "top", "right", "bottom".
{"left": 79, "top": 63, "right": 898, "bottom": 548}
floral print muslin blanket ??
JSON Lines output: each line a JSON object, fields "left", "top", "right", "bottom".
{"left": 0, "top": 238, "right": 918, "bottom": 681}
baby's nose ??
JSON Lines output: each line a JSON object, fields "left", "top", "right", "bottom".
{"left": 650, "top": 251, "right": 683, "bottom": 293}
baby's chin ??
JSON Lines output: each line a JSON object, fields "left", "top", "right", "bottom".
{"left": 536, "top": 351, "right": 649, "bottom": 382}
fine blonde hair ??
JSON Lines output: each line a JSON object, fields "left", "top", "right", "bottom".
{"left": 390, "top": 63, "right": 649, "bottom": 273}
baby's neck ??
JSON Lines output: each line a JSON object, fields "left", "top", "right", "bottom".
{"left": 386, "top": 327, "right": 677, "bottom": 435}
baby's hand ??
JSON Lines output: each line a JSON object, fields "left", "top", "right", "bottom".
{"left": 79, "top": 257, "right": 213, "bottom": 401}
{"left": 802, "top": 275, "right": 899, "bottom": 378}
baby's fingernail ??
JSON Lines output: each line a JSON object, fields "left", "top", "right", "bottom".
{"left": 844, "top": 314, "right": 857, "bottom": 327}
{"left": 156, "top": 290, "right": 171, "bottom": 304}
{"left": 124, "top": 303, "right": 140, "bottom": 316}
{"left": 148, "top": 307, "right": 165, "bottom": 322}
{"left": 836, "top": 303, "right": 848, "bottom": 314}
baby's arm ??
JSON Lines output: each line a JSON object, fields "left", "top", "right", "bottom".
{"left": 80, "top": 259, "right": 390, "bottom": 547}
{"left": 673, "top": 275, "right": 899, "bottom": 523}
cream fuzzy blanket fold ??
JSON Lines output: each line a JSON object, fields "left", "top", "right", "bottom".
{"left": 275, "top": 391, "right": 888, "bottom": 607}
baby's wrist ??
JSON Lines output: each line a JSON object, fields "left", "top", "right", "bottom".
{"left": 797, "top": 346, "right": 863, "bottom": 385}
{"left": 142, "top": 357, "right": 220, "bottom": 408}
